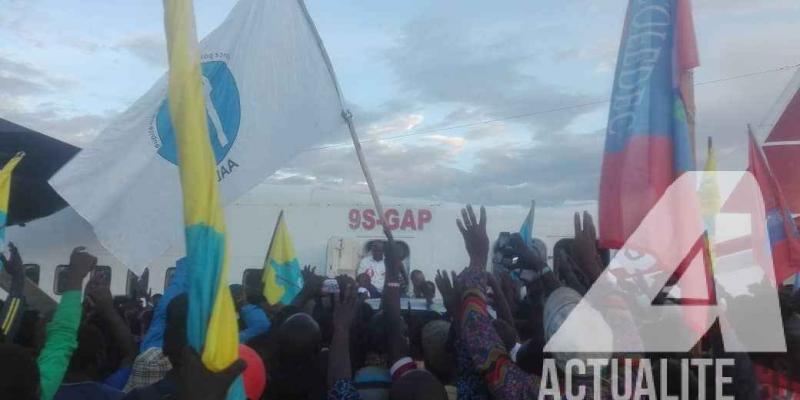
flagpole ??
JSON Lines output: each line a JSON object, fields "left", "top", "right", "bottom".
{"left": 265, "top": 210, "right": 284, "bottom": 261}
{"left": 342, "top": 110, "right": 386, "bottom": 222}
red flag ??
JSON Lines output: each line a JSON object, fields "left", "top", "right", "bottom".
{"left": 748, "top": 128, "right": 800, "bottom": 282}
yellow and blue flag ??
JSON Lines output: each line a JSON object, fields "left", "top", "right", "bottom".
{"left": 263, "top": 211, "right": 303, "bottom": 305}
{"left": 163, "top": 0, "right": 242, "bottom": 398}
{"left": 699, "top": 139, "right": 720, "bottom": 269}
{"left": 0, "top": 152, "right": 24, "bottom": 253}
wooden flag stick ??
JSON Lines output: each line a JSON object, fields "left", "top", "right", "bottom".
{"left": 265, "top": 209, "right": 284, "bottom": 262}
{"left": 342, "top": 110, "right": 386, "bottom": 222}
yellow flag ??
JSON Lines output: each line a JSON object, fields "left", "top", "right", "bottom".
{"left": 162, "top": 0, "right": 241, "bottom": 390}
{"left": 0, "top": 152, "right": 24, "bottom": 248}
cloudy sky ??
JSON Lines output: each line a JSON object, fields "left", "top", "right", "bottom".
{"left": 1, "top": 0, "right": 799, "bottom": 208}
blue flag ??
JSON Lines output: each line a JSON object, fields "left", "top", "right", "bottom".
{"left": 519, "top": 201, "right": 535, "bottom": 248}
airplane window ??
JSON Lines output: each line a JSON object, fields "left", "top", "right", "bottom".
{"left": 55, "top": 265, "right": 112, "bottom": 295}
{"left": 53, "top": 265, "right": 69, "bottom": 295}
{"left": 23, "top": 264, "right": 40, "bottom": 285}
{"left": 164, "top": 267, "right": 176, "bottom": 290}
{"left": 125, "top": 270, "right": 137, "bottom": 297}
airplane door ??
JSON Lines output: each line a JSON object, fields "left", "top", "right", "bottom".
{"left": 326, "top": 237, "right": 364, "bottom": 278}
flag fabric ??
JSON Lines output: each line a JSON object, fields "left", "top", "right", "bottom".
{"left": 50, "top": 0, "right": 346, "bottom": 271}
{"left": 762, "top": 70, "right": 800, "bottom": 213}
{"left": 162, "top": 0, "right": 243, "bottom": 398}
{"left": 519, "top": 200, "right": 535, "bottom": 248}
{"left": 0, "top": 152, "right": 24, "bottom": 254}
{"left": 748, "top": 129, "right": 800, "bottom": 282}
{"left": 262, "top": 211, "right": 303, "bottom": 305}
{"left": 599, "top": 0, "right": 699, "bottom": 249}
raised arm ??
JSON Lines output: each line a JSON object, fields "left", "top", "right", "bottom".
{"left": 37, "top": 247, "right": 96, "bottom": 400}
{"left": 381, "top": 227, "right": 414, "bottom": 379}
{"left": 239, "top": 303, "right": 271, "bottom": 343}
{"left": 140, "top": 257, "right": 189, "bottom": 351}
{"left": 327, "top": 282, "right": 360, "bottom": 390}
{"left": 0, "top": 243, "right": 27, "bottom": 342}
{"left": 456, "top": 206, "right": 538, "bottom": 400}
{"left": 291, "top": 265, "right": 324, "bottom": 311}
{"left": 86, "top": 276, "right": 136, "bottom": 367}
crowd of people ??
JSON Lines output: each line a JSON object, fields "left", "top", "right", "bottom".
{"left": 1, "top": 205, "right": 800, "bottom": 400}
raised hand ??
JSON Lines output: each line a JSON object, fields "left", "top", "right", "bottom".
{"left": 435, "top": 270, "right": 459, "bottom": 316}
{"left": 302, "top": 265, "right": 318, "bottom": 281}
{"left": 301, "top": 265, "right": 324, "bottom": 294}
{"left": 332, "top": 281, "right": 360, "bottom": 331}
{"left": 63, "top": 247, "right": 97, "bottom": 292}
{"left": 555, "top": 249, "right": 588, "bottom": 295}
{"left": 572, "top": 211, "right": 602, "bottom": 281}
{"left": 382, "top": 227, "right": 402, "bottom": 283}
{"left": 85, "top": 273, "right": 115, "bottom": 316}
{"left": 457, "top": 205, "right": 489, "bottom": 270}
{"left": 1, "top": 242, "right": 24, "bottom": 277}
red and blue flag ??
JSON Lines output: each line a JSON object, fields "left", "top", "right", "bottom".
{"left": 748, "top": 129, "right": 800, "bottom": 283}
{"left": 599, "top": 0, "right": 699, "bottom": 249}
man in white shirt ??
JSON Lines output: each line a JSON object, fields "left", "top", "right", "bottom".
{"left": 358, "top": 241, "right": 386, "bottom": 292}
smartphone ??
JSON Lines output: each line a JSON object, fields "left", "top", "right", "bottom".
{"left": 322, "top": 278, "right": 340, "bottom": 294}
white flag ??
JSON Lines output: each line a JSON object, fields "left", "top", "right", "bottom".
{"left": 50, "top": 0, "right": 345, "bottom": 271}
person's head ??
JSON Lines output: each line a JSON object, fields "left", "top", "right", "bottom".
{"left": 420, "top": 321, "right": 454, "bottom": 384}
{"left": 357, "top": 273, "right": 372, "bottom": 288}
{"left": 67, "top": 322, "right": 107, "bottom": 379}
{"left": 411, "top": 270, "right": 425, "bottom": 289}
{"left": 370, "top": 241, "right": 385, "bottom": 261}
{"left": 163, "top": 293, "right": 189, "bottom": 369}
{"left": 389, "top": 370, "right": 447, "bottom": 400}
{"left": 276, "top": 313, "right": 321, "bottom": 363}
{"left": 0, "top": 344, "right": 39, "bottom": 400}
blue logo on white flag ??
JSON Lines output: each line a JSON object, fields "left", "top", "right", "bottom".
{"left": 155, "top": 61, "right": 241, "bottom": 165}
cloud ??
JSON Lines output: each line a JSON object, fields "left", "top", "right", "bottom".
{"left": 270, "top": 123, "right": 602, "bottom": 207}
{"left": 0, "top": 102, "right": 114, "bottom": 146}
{"left": 114, "top": 33, "right": 166, "bottom": 68}
{"left": 366, "top": 113, "right": 423, "bottom": 137}
{"left": 0, "top": 75, "right": 48, "bottom": 96}
{"left": 0, "top": 55, "right": 71, "bottom": 96}
{"left": 385, "top": 16, "right": 595, "bottom": 134}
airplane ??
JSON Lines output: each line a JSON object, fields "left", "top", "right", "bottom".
{"left": 6, "top": 182, "right": 587, "bottom": 300}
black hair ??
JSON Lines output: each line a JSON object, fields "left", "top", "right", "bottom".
{"left": 276, "top": 313, "right": 321, "bottom": 364}
{"left": 67, "top": 322, "right": 106, "bottom": 377}
{"left": 389, "top": 369, "right": 447, "bottom": 400}
{"left": 0, "top": 344, "right": 39, "bottom": 400}
{"left": 163, "top": 293, "right": 189, "bottom": 368}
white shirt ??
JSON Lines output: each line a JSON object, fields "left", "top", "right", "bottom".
{"left": 358, "top": 256, "right": 386, "bottom": 291}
